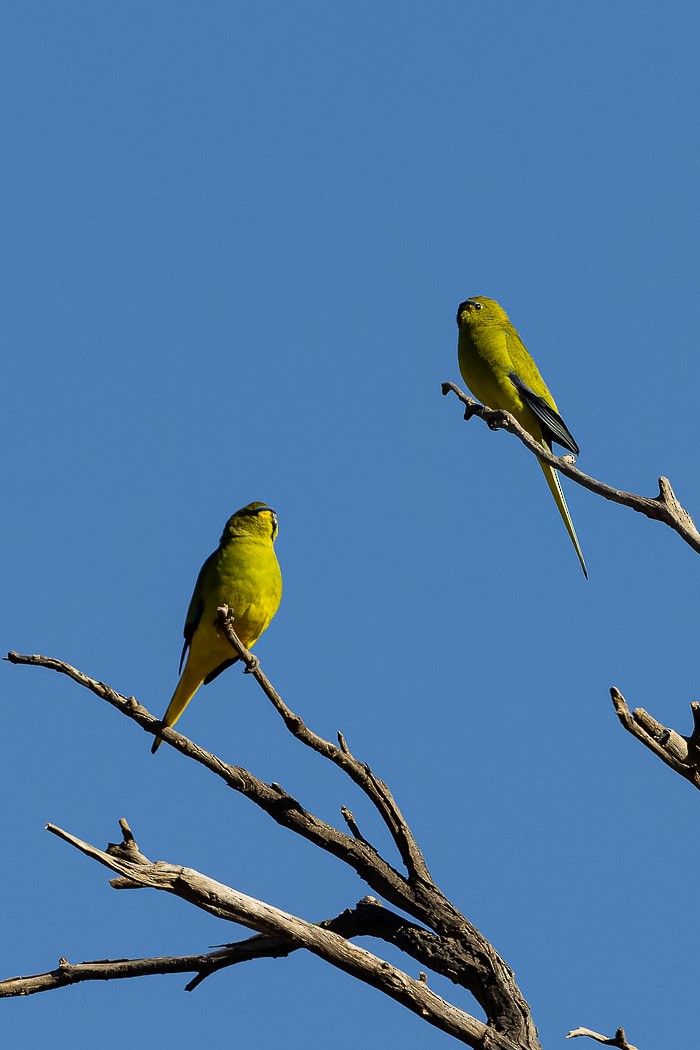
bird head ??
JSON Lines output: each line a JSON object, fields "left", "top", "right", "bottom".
{"left": 221, "top": 502, "right": 279, "bottom": 543}
{"left": 456, "top": 297, "right": 509, "bottom": 329}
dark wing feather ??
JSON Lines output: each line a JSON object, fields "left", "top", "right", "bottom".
{"left": 508, "top": 371, "right": 580, "bottom": 455}
{"left": 179, "top": 610, "right": 200, "bottom": 674}
{"left": 178, "top": 549, "right": 218, "bottom": 673}
{"left": 202, "top": 657, "right": 239, "bottom": 685}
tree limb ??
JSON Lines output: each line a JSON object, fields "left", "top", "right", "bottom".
{"left": 4, "top": 651, "right": 414, "bottom": 910}
{"left": 33, "top": 819, "right": 515, "bottom": 1050}
{"left": 216, "top": 605, "right": 431, "bottom": 883}
{"left": 442, "top": 381, "right": 700, "bottom": 556}
{"left": 193, "top": 895, "right": 474, "bottom": 994}
{"left": 0, "top": 896, "right": 443, "bottom": 997}
{"left": 5, "top": 652, "right": 541, "bottom": 1048}
{"left": 611, "top": 687, "right": 700, "bottom": 789}
{"left": 0, "top": 951, "right": 227, "bottom": 998}
{"left": 213, "top": 611, "right": 539, "bottom": 1040}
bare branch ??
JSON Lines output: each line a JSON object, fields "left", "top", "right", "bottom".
{"left": 567, "top": 1026, "right": 639, "bottom": 1049}
{"left": 5, "top": 651, "right": 413, "bottom": 908}
{"left": 194, "top": 896, "right": 483, "bottom": 993}
{"left": 341, "top": 805, "right": 372, "bottom": 844}
{"left": 0, "top": 898, "right": 428, "bottom": 997}
{"left": 6, "top": 651, "right": 541, "bottom": 1048}
{"left": 38, "top": 820, "right": 514, "bottom": 1050}
{"left": 3, "top": 650, "right": 158, "bottom": 725}
{"left": 442, "top": 382, "right": 700, "bottom": 556}
{"left": 215, "top": 606, "right": 432, "bottom": 884}
{"left": 0, "top": 951, "right": 229, "bottom": 998}
{"left": 611, "top": 687, "right": 700, "bottom": 789}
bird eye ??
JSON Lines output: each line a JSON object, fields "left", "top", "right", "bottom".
{"left": 473, "top": 302, "right": 482, "bottom": 310}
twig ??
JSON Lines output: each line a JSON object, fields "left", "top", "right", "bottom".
{"left": 611, "top": 687, "right": 700, "bottom": 789}
{"left": 341, "top": 806, "right": 371, "bottom": 845}
{"left": 442, "top": 382, "right": 700, "bottom": 555}
{"left": 567, "top": 1025, "right": 639, "bottom": 1049}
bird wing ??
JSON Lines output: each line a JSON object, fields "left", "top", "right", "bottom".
{"left": 507, "top": 370, "right": 580, "bottom": 455}
{"left": 499, "top": 328, "right": 580, "bottom": 454}
{"left": 179, "top": 549, "right": 218, "bottom": 673}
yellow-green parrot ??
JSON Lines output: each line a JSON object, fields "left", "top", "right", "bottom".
{"left": 456, "top": 296, "right": 587, "bottom": 577}
{"left": 151, "top": 502, "right": 283, "bottom": 752}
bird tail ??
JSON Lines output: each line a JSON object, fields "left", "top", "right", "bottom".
{"left": 538, "top": 457, "right": 588, "bottom": 579}
{"left": 151, "top": 663, "right": 205, "bottom": 754}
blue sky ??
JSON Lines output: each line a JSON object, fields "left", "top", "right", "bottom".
{"left": 3, "top": 2, "right": 700, "bottom": 1047}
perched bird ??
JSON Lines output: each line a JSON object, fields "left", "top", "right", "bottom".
{"left": 151, "top": 502, "right": 283, "bottom": 753}
{"left": 456, "top": 296, "right": 587, "bottom": 577}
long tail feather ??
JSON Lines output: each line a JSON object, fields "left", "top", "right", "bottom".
{"left": 538, "top": 458, "right": 588, "bottom": 578}
{"left": 151, "top": 663, "right": 205, "bottom": 754}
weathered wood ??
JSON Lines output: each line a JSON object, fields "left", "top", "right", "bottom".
{"left": 4, "top": 645, "right": 542, "bottom": 1050}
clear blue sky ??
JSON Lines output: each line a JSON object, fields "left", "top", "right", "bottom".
{"left": 3, "top": 3, "right": 700, "bottom": 1047}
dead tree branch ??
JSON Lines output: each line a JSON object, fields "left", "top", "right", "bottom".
{"left": 0, "top": 893, "right": 486, "bottom": 1000}
{"left": 0, "top": 896, "right": 437, "bottom": 997}
{"left": 567, "top": 1026, "right": 639, "bottom": 1049}
{"left": 16, "top": 819, "right": 512, "bottom": 1049}
{"left": 0, "top": 950, "right": 228, "bottom": 998}
{"left": 442, "top": 381, "right": 700, "bottom": 556}
{"left": 5, "top": 650, "right": 541, "bottom": 1049}
{"left": 4, "top": 653, "right": 414, "bottom": 910}
{"left": 216, "top": 605, "right": 431, "bottom": 882}
{"left": 611, "top": 687, "right": 700, "bottom": 790}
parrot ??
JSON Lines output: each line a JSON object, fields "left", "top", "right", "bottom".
{"left": 456, "top": 296, "right": 587, "bottom": 577}
{"left": 151, "top": 502, "right": 282, "bottom": 752}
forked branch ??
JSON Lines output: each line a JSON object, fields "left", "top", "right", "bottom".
{"left": 0, "top": 892, "right": 446, "bottom": 997}
{"left": 16, "top": 819, "right": 501, "bottom": 1048}
{"left": 611, "top": 687, "right": 700, "bottom": 790}
{"left": 5, "top": 649, "right": 541, "bottom": 1049}
{"left": 216, "top": 605, "right": 431, "bottom": 883}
